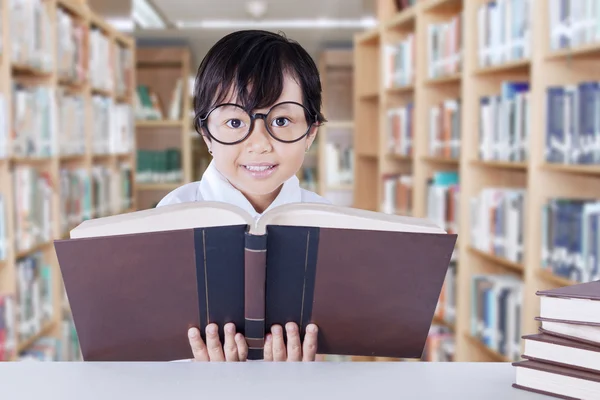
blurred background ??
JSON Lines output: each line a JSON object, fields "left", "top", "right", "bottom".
{"left": 0, "top": 0, "right": 595, "bottom": 366}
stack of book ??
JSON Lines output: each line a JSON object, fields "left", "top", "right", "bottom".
{"left": 513, "top": 280, "right": 600, "bottom": 398}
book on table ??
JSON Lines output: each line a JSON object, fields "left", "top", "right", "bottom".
{"left": 54, "top": 201, "right": 457, "bottom": 361}
{"left": 513, "top": 280, "right": 600, "bottom": 399}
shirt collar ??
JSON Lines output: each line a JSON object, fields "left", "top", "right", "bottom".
{"left": 198, "top": 160, "right": 302, "bottom": 219}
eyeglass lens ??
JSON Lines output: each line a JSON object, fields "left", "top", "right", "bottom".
{"left": 206, "top": 103, "right": 310, "bottom": 143}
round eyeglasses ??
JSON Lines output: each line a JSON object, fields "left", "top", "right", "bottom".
{"left": 199, "top": 101, "right": 317, "bottom": 145}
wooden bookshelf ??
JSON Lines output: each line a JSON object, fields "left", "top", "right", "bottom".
{"left": 353, "top": 0, "right": 600, "bottom": 363}
{"left": 0, "top": 0, "right": 136, "bottom": 361}
{"left": 134, "top": 46, "right": 193, "bottom": 210}
{"left": 300, "top": 48, "right": 354, "bottom": 206}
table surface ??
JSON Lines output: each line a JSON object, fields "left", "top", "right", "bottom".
{"left": 0, "top": 361, "right": 551, "bottom": 400}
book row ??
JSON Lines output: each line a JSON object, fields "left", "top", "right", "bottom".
{"left": 479, "top": 81, "right": 530, "bottom": 163}
{"left": 10, "top": 0, "right": 53, "bottom": 72}
{"left": 541, "top": 198, "right": 600, "bottom": 284}
{"left": 382, "top": 174, "right": 413, "bottom": 216}
{"left": 136, "top": 148, "right": 183, "bottom": 184}
{"left": 6, "top": 88, "right": 134, "bottom": 159}
{"left": 471, "top": 274, "right": 523, "bottom": 361}
{"left": 429, "top": 98, "right": 461, "bottom": 159}
{"left": 470, "top": 188, "right": 526, "bottom": 265}
{"left": 386, "top": 104, "right": 414, "bottom": 157}
{"left": 135, "top": 80, "right": 184, "bottom": 121}
{"left": 477, "top": 0, "right": 531, "bottom": 68}
{"left": 426, "top": 171, "right": 459, "bottom": 236}
{"left": 546, "top": 81, "right": 600, "bottom": 165}
{"left": 427, "top": 11, "right": 463, "bottom": 79}
{"left": 549, "top": 0, "right": 600, "bottom": 51}
{"left": 383, "top": 34, "right": 415, "bottom": 89}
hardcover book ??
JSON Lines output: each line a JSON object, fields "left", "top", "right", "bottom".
{"left": 54, "top": 201, "right": 457, "bottom": 361}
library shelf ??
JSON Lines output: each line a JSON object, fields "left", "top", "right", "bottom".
{"left": 386, "top": 85, "right": 415, "bottom": 95}
{"left": 542, "top": 163, "right": 600, "bottom": 177}
{"left": 16, "top": 321, "right": 57, "bottom": 354}
{"left": 464, "top": 334, "right": 511, "bottom": 363}
{"left": 468, "top": 247, "right": 524, "bottom": 275}
{"left": 424, "top": 73, "right": 462, "bottom": 86}
{"left": 432, "top": 316, "right": 455, "bottom": 333}
{"left": 473, "top": 59, "right": 531, "bottom": 76}
{"left": 421, "top": 156, "right": 460, "bottom": 166}
{"left": 136, "top": 183, "right": 182, "bottom": 191}
{"left": 0, "top": 0, "right": 137, "bottom": 361}
{"left": 136, "top": 120, "right": 184, "bottom": 128}
{"left": 546, "top": 42, "right": 600, "bottom": 61}
{"left": 538, "top": 269, "right": 578, "bottom": 288}
{"left": 383, "top": 7, "right": 416, "bottom": 31}
{"left": 469, "top": 160, "right": 528, "bottom": 171}
{"left": 422, "top": 0, "right": 463, "bottom": 13}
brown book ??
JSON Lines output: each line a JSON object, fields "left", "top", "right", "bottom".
{"left": 536, "top": 280, "right": 600, "bottom": 325}
{"left": 535, "top": 316, "right": 600, "bottom": 348}
{"left": 54, "top": 201, "right": 457, "bottom": 361}
{"left": 522, "top": 332, "right": 600, "bottom": 374}
{"left": 513, "top": 359, "right": 600, "bottom": 400}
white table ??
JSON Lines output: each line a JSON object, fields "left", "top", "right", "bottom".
{"left": 0, "top": 361, "right": 551, "bottom": 399}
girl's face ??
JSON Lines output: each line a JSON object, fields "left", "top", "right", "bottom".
{"left": 202, "top": 74, "right": 317, "bottom": 207}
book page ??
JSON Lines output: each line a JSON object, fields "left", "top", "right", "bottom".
{"left": 254, "top": 202, "right": 445, "bottom": 235}
{"left": 69, "top": 202, "right": 252, "bottom": 239}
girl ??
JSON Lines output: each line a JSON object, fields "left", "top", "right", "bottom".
{"left": 157, "top": 30, "right": 330, "bottom": 362}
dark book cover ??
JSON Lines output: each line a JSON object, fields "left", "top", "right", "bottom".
{"left": 55, "top": 220, "right": 457, "bottom": 361}
{"left": 536, "top": 279, "right": 600, "bottom": 301}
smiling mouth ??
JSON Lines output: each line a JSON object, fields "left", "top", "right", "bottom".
{"left": 241, "top": 164, "right": 278, "bottom": 171}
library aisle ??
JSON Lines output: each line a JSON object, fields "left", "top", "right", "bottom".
{"left": 2, "top": 0, "right": 599, "bottom": 367}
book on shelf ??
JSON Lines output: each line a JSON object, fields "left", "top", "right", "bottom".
{"left": 89, "top": 28, "right": 113, "bottom": 92}
{"left": 549, "top": 0, "right": 600, "bottom": 51}
{"left": 434, "top": 259, "right": 457, "bottom": 327}
{"left": 16, "top": 252, "right": 54, "bottom": 344}
{"left": 387, "top": 104, "right": 413, "bottom": 157}
{"left": 427, "top": 12, "right": 463, "bottom": 79}
{"left": 114, "top": 44, "right": 133, "bottom": 99}
{"left": 479, "top": 81, "right": 530, "bottom": 163}
{"left": 10, "top": 0, "right": 53, "bottom": 72}
{"left": 12, "top": 84, "right": 58, "bottom": 158}
{"left": 0, "top": 295, "right": 16, "bottom": 361}
{"left": 135, "top": 81, "right": 183, "bottom": 121}
{"left": 60, "top": 168, "right": 92, "bottom": 235}
{"left": 0, "top": 94, "right": 8, "bottom": 159}
{"left": 382, "top": 174, "right": 413, "bottom": 216}
{"left": 91, "top": 164, "right": 133, "bottom": 218}
{"left": 471, "top": 274, "right": 523, "bottom": 361}
{"left": 513, "top": 280, "right": 600, "bottom": 398}
{"left": 57, "top": 6, "right": 87, "bottom": 84}
{"left": 422, "top": 324, "right": 455, "bottom": 362}
{"left": 383, "top": 35, "right": 415, "bottom": 89}
{"left": 0, "top": 193, "right": 6, "bottom": 261}
{"left": 57, "top": 89, "right": 85, "bottom": 156}
{"left": 53, "top": 201, "right": 457, "bottom": 361}
{"left": 13, "top": 166, "right": 53, "bottom": 254}
{"left": 477, "top": 0, "right": 531, "bottom": 68}
{"left": 470, "top": 188, "right": 526, "bottom": 264}
{"left": 18, "top": 337, "right": 60, "bottom": 362}
{"left": 546, "top": 81, "right": 600, "bottom": 165}
{"left": 92, "top": 95, "right": 134, "bottom": 155}
{"left": 429, "top": 98, "right": 461, "bottom": 159}
{"left": 541, "top": 198, "right": 600, "bottom": 284}
{"left": 427, "top": 171, "right": 459, "bottom": 237}
{"left": 136, "top": 148, "right": 183, "bottom": 184}
{"left": 325, "top": 141, "right": 353, "bottom": 188}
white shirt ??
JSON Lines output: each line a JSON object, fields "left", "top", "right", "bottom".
{"left": 156, "top": 160, "right": 330, "bottom": 218}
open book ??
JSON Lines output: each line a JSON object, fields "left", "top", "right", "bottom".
{"left": 54, "top": 201, "right": 457, "bottom": 361}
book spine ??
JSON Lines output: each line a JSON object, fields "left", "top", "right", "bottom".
{"left": 244, "top": 232, "right": 267, "bottom": 360}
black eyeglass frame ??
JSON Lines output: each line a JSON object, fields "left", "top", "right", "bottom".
{"left": 199, "top": 101, "right": 319, "bottom": 145}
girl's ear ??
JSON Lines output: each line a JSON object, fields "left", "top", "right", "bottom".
{"left": 305, "top": 124, "right": 319, "bottom": 149}
{"left": 200, "top": 133, "right": 212, "bottom": 155}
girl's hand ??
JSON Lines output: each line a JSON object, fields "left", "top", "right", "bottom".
{"left": 188, "top": 322, "right": 248, "bottom": 361}
{"left": 264, "top": 322, "right": 318, "bottom": 361}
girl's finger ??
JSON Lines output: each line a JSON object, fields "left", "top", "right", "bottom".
{"left": 285, "top": 322, "right": 302, "bottom": 361}
{"left": 223, "top": 323, "right": 239, "bottom": 361}
{"left": 302, "top": 324, "right": 318, "bottom": 361}
{"left": 236, "top": 333, "right": 248, "bottom": 361}
{"left": 263, "top": 333, "right": 273, "bottom": 361}
{"left": 188, "top": 327, "right": 209, "bottom": 361}
{"left": 205, "top": 323, "right": 225, "bottom": 361}
{"left": 271, "top": 324, "right": 286, "bottom": 361}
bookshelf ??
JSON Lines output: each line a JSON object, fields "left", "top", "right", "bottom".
{"left": 353, "top": 0, "right": 600, "bottom": 362}
{"left": 0, "top": 0, "right": 136, "bottom": 361}
{"left": 310, "top": 49, "right": 354, "bottom": 207}
{"left": 134, "top": 46, "right": 193, "bottom": 210}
